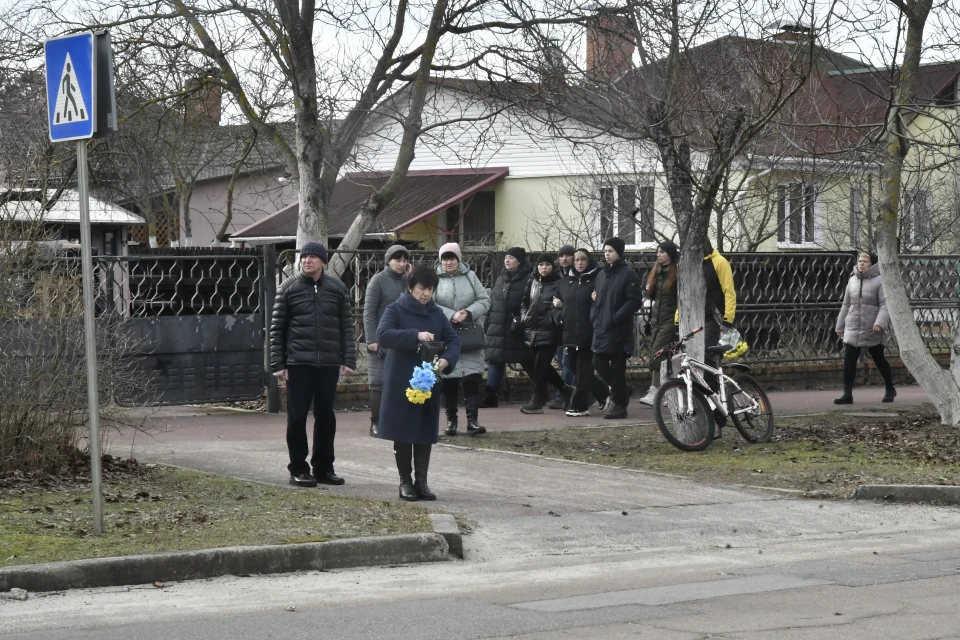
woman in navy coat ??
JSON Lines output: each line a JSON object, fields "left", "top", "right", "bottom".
{"left": 377, "top": 264, "right": 461, "bottom": 501}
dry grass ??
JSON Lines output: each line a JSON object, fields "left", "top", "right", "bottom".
{"left": 0, "top": 463, "right": 431, "bottom": 568}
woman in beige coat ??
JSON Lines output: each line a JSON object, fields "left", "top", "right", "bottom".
{"left": 834, "top": 252, "right": 895, "bottom": 404}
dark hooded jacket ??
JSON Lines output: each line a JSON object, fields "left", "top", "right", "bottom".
{"left": 553, "top": 260, "right": 601, "bottom": 350}
{"left": 484, "top": 261, "right": 534, "bottom": 363}
{"left": 269, "top": 272, "right": 357, "bottom": 371}
{"left": 590, "top": 259, "right": 644, "bottom": 355}
{"left": 520, "top": 268, "right": 563, "bottom": 347}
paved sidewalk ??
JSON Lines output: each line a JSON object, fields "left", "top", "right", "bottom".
{"left": 110, "top": 385, "right": 940, "bottom": 565}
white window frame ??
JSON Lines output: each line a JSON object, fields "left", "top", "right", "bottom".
{"left": 597, "top": 183, "right": 656, "bottom": 249}
{"left": 776, "top": 182, "right": 822, "bottom": 249}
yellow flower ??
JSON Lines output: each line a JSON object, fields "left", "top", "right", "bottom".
{"left": 406, "top": 388, "right": 432, "bottom": 404}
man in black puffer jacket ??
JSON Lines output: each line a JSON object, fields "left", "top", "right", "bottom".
{"left": 482, "top": 247, "right": 534, "bottom": 406}
{"left": 270, "top": 242, "right": 356, "bottom": 488}
{"left": 591, "top": 237, "right": 644, "bottom": 419}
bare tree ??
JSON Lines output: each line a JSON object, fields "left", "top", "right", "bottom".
{"left": 872, "top": 0, "right": 960, "bottom": 425}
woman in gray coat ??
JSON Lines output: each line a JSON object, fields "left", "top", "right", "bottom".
{"left": 834, "top": 252, "right": 895, "bottom": 404}
{"left": 435, "top": 242, "right": 492, "bottom": 436}
{"left": 363, "top": 245, "right": 411, "bottom": 436}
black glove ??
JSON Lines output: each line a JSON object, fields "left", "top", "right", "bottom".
{"left": 721, "top": 320, "right": 735, "bottom": 329}
{"left": 643, "top": 321, "right": 652, "bottom": 336}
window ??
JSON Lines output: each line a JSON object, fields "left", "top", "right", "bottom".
{"left": 598, "top": 184, "right": 655, "bottom": 247}
{"left": 904, "top": 189, "right": 932, "bottom": 249}
{"left": 777, "top": 183, "right": 817, "bottom": 247}
{"left": 442, "top": 192, "right": 497, "bottom": 248}
{"left": 849, "top": 187, "right": 863, "bottom": 249}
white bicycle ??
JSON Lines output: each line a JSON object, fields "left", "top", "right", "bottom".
{"left": 652, "top": 327, "right": 774, "bottom": 452}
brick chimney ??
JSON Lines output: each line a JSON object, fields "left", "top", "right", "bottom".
{"left": 586, "top": 12, "right": 635, "bottom": 81}
{"left": 766, "top": 20, "right": 815, "bottom": 42}
{"left": 185, "top": 69, "right": 222, "bottom": 127}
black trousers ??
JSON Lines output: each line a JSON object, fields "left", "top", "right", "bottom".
{"left": 843, "top": 343, "right": 894, "bottom": 390}
{"left": 703, "top": 318, "right": 722, "bottom": 394}
{"left": 441, "top": 373, "right": 483, "bottom": 404}
{"left": 567, "top": 348, "right": 609, "bottom": 411}
{"left": 286, "top": 365, "right": 340, "bottom": 476}
{"left": 531, "top": 345, "right": 567, "bottom": 402}
{"left": 594, "top": 353, "right": 628, "bottom": 407}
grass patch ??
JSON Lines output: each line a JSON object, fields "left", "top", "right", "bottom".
{"left": 0, "top": 464, "right": 431, "bottom": 569}
{"left": 442, "top": 408, "right": 960, "bottom": 497}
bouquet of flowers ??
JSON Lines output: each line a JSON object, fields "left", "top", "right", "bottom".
{"left": 406, "top": 361, "right": 439, "bottom": 404}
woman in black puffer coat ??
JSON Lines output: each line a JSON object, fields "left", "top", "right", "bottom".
{"left": 518, "top": 253, "right": 571, "bottom": 414}
{"left": 482, "top": 247, "right": 534, "bottom": 407}
{"left": 552, "top": 249, "right": 610, "bottom": 416}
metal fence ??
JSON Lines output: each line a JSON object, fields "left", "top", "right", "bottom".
{"left": 278, "top": 249, "right": 958, "bottom": 366}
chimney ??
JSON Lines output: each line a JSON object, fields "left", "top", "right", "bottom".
{"left": 585, "top": 11, "right": 635, "bottom": 82}
{"left": 766, "top": 20, "right": 815, "bottom": 42}
{"left": 185, "top": 68, "right": 222, "bottom": 127}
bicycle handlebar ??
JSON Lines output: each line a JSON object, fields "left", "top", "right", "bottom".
{"left": 653, "top": 327, "right": 704, "bottom": 360}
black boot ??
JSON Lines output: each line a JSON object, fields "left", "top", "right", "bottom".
{"left": 834, "top": 389, "right": 853, "bottom": 405}
{"left": 394, "top": 443, "right": 418, "bottom": 501}
{"left": 882, "top": 386, "right": 897, "bottom": 403}
{"left": 465, "top": 390, "right": 486, "bottom": 435}
{"left": 444, "top": 386, "right": 458, "bottom": 436}
{"left": 413, "top": 444, "right": 436, "bottom": 501}
{"left": 369, "top": 389, "right": 382, "bottom": 438}
{"left": 479, "top": 386, "right": 499, "bottom": 408}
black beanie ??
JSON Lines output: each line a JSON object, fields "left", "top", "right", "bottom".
{"left": 557, "top": 244, "right": 576, "bottom": 257}
{"left": 536, "top": 252, "right": 557, "bottom": 266}
{"left": 300, "top": 241, "right": 329, "bottom": 263}
{"left": 505, "top": 246, "right": 527, "bottom": 262}
{"left": 658, "top": 240, "right": 679, "bottom": 263}
{"left": 603, "top": 237, "right": 625, "bottom": 258}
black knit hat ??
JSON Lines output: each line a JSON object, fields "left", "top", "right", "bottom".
{"left": 300, "top": 241, "right": 328, "bottom": 263}
{"left": 557, "top": 244, "right": 576, "bottom": 257}
{"left": 603, "top": 237, "right": 625, "bottom": 258}
{"left": 658, "top": 240, "right": 679, "bottom": 263}
{"left": 505, "top": 246, "right": 527, "bottom": 262}
{"left": 536, "top": 252, "right": 557, "bottom": 266}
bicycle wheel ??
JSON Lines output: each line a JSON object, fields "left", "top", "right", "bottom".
{"left": 654, "top": 379, "right": 715, "bottom": 452}
{"left": 728, "top": 373, "right": 774, "bottom": 443}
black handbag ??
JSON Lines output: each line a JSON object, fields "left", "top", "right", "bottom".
{"left": 455, "top": 321, "right": 485, "bottom": 351}
{"left": 417, "top": 340, "right": 446, "bottom": 364}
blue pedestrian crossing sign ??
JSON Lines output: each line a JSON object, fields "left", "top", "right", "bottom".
{"left": 45, "top": 32, "right": 96, "bottom": 142}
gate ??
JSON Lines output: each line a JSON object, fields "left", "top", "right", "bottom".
{"left": 99, "top": 248, "right": 266, "bottom": 405}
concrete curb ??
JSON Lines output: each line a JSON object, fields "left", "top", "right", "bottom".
{"left": 855, "top": 484, "right": 960, "bottom": 505}
{"left": 428, "top": 513, "right": 463, "bottom": 559}
{"left": 0, "top": 533, "right": 449, "bottom": 593}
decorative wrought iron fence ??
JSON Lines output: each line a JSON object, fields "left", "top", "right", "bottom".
{"left": 90, "top": 253, "right": 262, "bottom": 317}
{"left": 274, "top": 249, "right": 958, "bottom": 366}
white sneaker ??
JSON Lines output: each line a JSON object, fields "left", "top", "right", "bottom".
{"left": 565, "top": 409, "right": 590, "bottom": 417}
{"left": 638, "top": 386, "right": 659, "bottom": 406}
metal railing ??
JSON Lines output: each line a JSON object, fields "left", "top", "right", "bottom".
{"left": 276, "top": 249, "right": 957, "bottom": 366}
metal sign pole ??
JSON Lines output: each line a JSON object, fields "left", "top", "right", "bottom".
{"left": 77, "top": 139, "right": 105, "bottom": 534}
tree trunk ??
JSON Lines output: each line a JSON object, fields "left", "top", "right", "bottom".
{"left": 875, "top": 0, "right": 959, "bottom": 425}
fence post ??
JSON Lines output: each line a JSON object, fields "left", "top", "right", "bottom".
{"left": 263, "top": 244, "right": 281, "bottom": 413}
